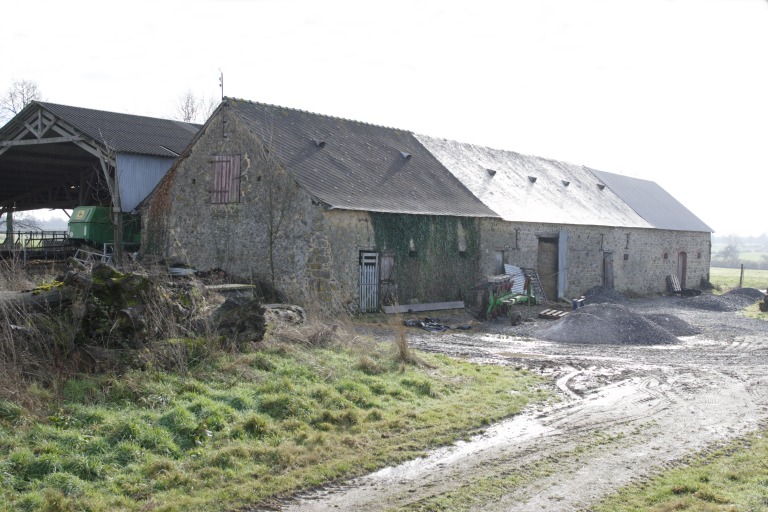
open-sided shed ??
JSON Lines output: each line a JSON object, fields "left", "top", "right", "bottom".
{"left": 0, "top": 101, "right": 200, "bottom": 220}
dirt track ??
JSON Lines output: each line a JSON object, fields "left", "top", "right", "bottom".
{"left": 277, "top": 294, "right": 768, "bottom": 511}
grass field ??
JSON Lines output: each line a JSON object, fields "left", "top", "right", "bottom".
{"left": 0, "top": 333, "right": 549, "bottom": 511}
{"left": 709, "top": 266, "right": 768, "bottom": 292}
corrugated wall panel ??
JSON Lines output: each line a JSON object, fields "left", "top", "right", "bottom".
{"left": 116, "top": 153, "right": 176, "bottom": 211}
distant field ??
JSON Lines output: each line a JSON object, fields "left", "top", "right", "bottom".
{"left": 710, "top": 266, "right": 768, "bottom": 291}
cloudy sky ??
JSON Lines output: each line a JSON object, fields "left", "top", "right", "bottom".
{"left": 2, "top": 0, "right": 767, "bottom": 236}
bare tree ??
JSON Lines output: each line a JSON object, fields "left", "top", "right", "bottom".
{"left": 0, "top": 79, "right": 42, "bottom": 122}
{"left": 173, "top": 90, "right": 218, "bottom": 123}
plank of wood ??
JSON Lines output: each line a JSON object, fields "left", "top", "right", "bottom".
{"left": 538, "top": 309, "right": 569, "bottom": 319}
{"left": 383, "top": 301, "right": 465, "bottom": 314}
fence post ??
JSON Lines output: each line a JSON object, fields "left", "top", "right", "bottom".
{"left": 738, "top": 264, "right": 744, "bottom": 288}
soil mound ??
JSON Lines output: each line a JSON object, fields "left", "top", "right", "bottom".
{"left": 537, "top": 303, "right": 679, "bottom": 345}
{"left": 680, "top": 288, "right": 763, "bottom": 312}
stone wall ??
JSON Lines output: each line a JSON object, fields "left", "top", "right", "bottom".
{"left": 146, "top": 106, "right": 320, "bottom": 303}
{"left": 480, "top": 218, "right": 711, "bottom": 300}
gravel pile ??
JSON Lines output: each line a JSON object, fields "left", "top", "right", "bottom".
{"left": 536, "top": 303, "right": 679, "bottom": 345}
{"left": 679, "top": 287, "right": 764, "bottom": 312}
{"left": 643, "top": 313, "right": 700, "bottom": 336}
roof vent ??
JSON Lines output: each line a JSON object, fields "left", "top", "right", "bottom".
{"left": 597, "top": 183, "right": 606, "bottom": 190}
{"left": 528, "top": 176, "right": 537, "bottom": 183}
{"left": 562, "top": 180, "right": 570, "bottom": 187}
{"left": 487, "top": 169, "right": 496, "bottom": 177}
{"left": 312, "top": 139, "right": 326, "bottom": 148}
{"left": 400, "top": 151, "right": 412, "bottom": 160}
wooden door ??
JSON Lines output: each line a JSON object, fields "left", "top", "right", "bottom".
{"left": 537, "top": 238, "right": 558, "bottom": 300}
{"left": 379, "top": 252, "right": 397, "bottom": 305}
{"left": 603, "top": 252, "right": 614, "bottom": 289}
{"left": 359, "top": 252, "right": 379, "bottom": 312}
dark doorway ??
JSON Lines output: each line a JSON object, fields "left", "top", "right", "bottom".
{"left": 677, "top": 251, "right": 688, "bottom": 288}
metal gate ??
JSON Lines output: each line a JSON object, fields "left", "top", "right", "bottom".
{"left": 359, "top": 252, "right": 380, "bottom": 312}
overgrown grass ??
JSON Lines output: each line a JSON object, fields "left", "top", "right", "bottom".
{"left": 595, "top": 430, "right": 768, "bottom": 511}
{"left": 0, "top": 332, "right": 550, "bottom": 511}
{"left": 709, "top": 266, "right": 768, "bottom": 292}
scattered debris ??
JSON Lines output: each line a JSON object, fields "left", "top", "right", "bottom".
{"left": 403, "top": 318, "right": 472, "bottom": 333}
{"left": 666, "top": 274, "right": 701, "bottom": 297}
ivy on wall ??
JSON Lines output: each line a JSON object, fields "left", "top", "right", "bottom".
{"left": 370, "top": 213, "right": 481, "bottom": 304}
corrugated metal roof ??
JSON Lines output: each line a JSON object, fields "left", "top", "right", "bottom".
{"left": 227, "top": 99, "right": 497, "bottom": 217}
{"left": 40, "top": 102, "right": 201, "bottom": 157}
{"left": 590, "top": 170, "right": 713, "bottom": 232}
{"left": 416, "top": 134, "right": 653, "bottom": 229}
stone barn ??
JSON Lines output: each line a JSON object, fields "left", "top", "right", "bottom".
{"left": 417, "top": 135, "right": 712, "bottom": 300}
{"left": 145, "top": 98, "right": 712, "bottom": 312}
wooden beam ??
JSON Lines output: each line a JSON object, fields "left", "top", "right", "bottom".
{"left": 383, "top": 301, "right": 465, "bottom": 314}
{"left": 0, "top": 136, "right": 85, "bottom": 147}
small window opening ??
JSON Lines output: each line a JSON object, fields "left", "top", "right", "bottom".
{"left": 494, "top": 250, "right": 506, "bottom": 275}
{"left": 663, "top": 252, "right": 669, "bottom": 260}
{"left": 408, "top": 238, "right": 417, "bottom": 256}
{"left": 457, "top": 222, "right": 467, "bottom": 253}
{"left": 528, "top": 176, "right": 537, "bottom": 183}
{"left": 624, "top": 254, "right": 629, "bottom": 261}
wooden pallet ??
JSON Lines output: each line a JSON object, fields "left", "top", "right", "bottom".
{"left": 538, "top": 308, "right": 569, "bottom": 320}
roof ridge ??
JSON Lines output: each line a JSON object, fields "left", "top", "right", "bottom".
{"left": 224, "top": 96, "right": 409, "bottom": 133}
{"left": 38, "top": 101, "right": 202, "bottom": 128}
{"left": 416, "top": 132, "right": 598, "bottom": 172}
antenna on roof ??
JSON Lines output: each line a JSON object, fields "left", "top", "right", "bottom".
{"left": 218, "top": 69, "right": 224, "bottom": 100}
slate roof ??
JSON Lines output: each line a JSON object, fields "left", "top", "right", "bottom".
{"left": 591, "top": 169, "right": 713, "bottom": 232}
{"left": 227, "top": 98, "right": 498, "bottom": 218}
{"left": 415, "top": 134, "right": 654, "bottom": 229}
{"left": 219, "top": 98, "right": 710, "bottom": 232}
{"left": 38, "top": 102, "right": 201, "bottom": 158}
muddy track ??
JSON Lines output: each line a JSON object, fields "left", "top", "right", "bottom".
{"left": 274, "top": 297, "right": 768, "bottom": 511}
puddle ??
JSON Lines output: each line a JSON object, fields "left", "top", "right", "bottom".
{"left": 366, "top": 412, "right": 554, "bottom": 482}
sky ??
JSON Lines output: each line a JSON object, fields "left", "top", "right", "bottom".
{"left": 2, "top": 0, "right": 767, "bottom": 236}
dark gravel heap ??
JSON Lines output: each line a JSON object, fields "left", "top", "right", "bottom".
{"left": 679, "top": 287, "right": 764, "bottom": 312}
{"left": 643, "top": 313, "right": 699, "bottom": 336}
{"left": 537, "top": 303, "right": 679, "bottom": 345}
{"left": 583, "top": 286, "right": 628, "bottom": 304}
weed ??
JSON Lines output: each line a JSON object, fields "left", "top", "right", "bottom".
{"left": 239, "top": 413, "right": 273, "bottom": 439}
